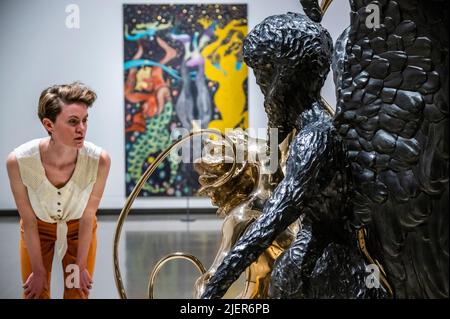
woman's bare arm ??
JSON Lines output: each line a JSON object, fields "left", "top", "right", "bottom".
{"left": 76, "top": 150, "right": 111, "bottom": 296}
{"left": 6, "top": 152, "right": 48, "bottom": 298}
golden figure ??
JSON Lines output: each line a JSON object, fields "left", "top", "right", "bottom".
{"left": 193, "top": 129, "right": 298, "bottom": 298}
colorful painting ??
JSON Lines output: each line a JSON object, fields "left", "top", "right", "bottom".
{"left": 124, "top": 4, "right": 248, "bottom": 197}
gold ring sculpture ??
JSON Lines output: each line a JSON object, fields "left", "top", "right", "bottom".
{"left": 113, "top": 129, "right": 238, "bottom": 299}
{"left": 321, "top": 0, "right": 333, "bottom": 15}
{"left": 148, "top": 252, "right": 207, "bottom": 299}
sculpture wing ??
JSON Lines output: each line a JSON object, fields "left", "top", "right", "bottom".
{"left": 333, "top": 0, "right": 448, "bottom": 298}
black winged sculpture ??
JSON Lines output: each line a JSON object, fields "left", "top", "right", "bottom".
{"left": 201, "top": 0, "right": 448, "bottom": 299}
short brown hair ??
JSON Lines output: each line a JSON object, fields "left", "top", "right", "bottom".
{"left": 38, "top": 82, "right": 97, "bottom": 123}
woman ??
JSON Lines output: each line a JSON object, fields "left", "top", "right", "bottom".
{"left": 6, "top": 82, "right": 111, "bottom": 299}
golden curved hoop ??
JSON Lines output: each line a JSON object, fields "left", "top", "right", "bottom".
{"left": 113, "top": 129, "right": 238, "bottom": 299}
{"left": 320, "top": 0, "right": 333, "bottom": 15}
{"left": 148, "top": 252, "right": 206, "bottom": 299}
{"left": 321, "top": 96, "right": 336, "bottom": 117}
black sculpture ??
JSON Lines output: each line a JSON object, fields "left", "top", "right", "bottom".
{"left": 334, "top": 0, "right": 448, "bottom": 298}
{"left": 201, "top": 0, "right": 448, "bottom": 299}
{"left": 202, "top": 12, "right": 385, "bottom": 299}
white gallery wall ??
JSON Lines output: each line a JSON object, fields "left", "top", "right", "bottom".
{"left": 0, "top": 0, "right": 350, "bottom": 210}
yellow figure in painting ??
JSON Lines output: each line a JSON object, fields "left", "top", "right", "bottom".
{"left": 201, "top": 19, "right": 248, "bottom": 132}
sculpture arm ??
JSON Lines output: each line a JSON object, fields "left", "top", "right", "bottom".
{"left": 201, "top": 120, "right": 335, "bottom": 298}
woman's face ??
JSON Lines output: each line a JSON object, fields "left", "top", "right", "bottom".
{"left": 46, "top": 102, "right": 88, "bottom": 149}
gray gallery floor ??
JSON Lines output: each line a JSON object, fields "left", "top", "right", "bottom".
{"left": 0, "top": 214, "right": 245, "bottom": 299}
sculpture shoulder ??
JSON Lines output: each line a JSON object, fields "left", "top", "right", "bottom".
{"left": 284, "top": 110, "right": 346, "bottom": 188}
{"left": 289, "top": 111, "right": 342, "bottom": 167}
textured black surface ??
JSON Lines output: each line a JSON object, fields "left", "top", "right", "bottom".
{"left": 202, "top": 12, "right": 380, "bottom": 299}
{"left": 334, "top": 0, "right": 449, "bottom": 298}
{"left": 299, "top": 0, "right": 323, "bottom": 23}
{"left": 202, "top": 0, "right": 448, "bottom": 299}
{"left": 242, "top": 12, "right": 333, "bottom": 143}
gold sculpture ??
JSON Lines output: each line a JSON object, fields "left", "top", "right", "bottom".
{"left": 192, "top": 130, "right": 298, "bottom": 298}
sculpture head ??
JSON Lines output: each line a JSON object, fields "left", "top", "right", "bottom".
{"left": 194, "top": 130, "right": 276, "bottom": 217}
{"left": 243, "top": 12, "right": 332, "bottom": 141}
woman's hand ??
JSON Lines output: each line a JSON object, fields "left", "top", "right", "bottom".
{"left": 23, "top": 271, "right": 48, "bottom": 299}
{"left": 78, "top": 267, "right": 93, "bottom": 297}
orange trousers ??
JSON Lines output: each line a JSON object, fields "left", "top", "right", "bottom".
{"left": 19, "top": 218, "right": 97, "bottom": 299}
